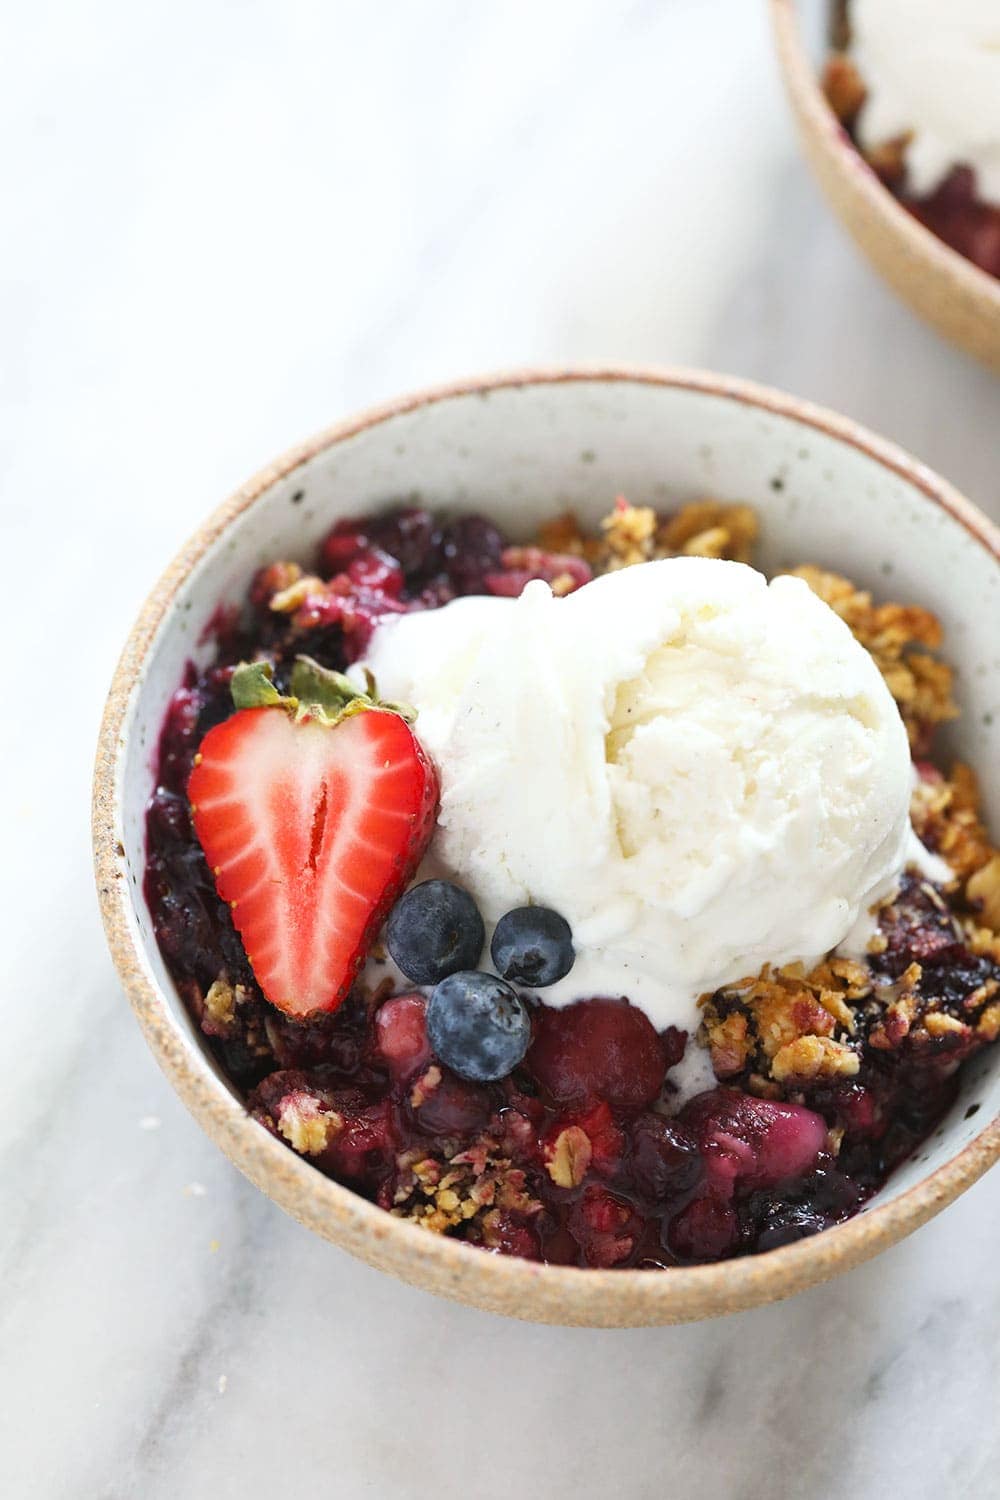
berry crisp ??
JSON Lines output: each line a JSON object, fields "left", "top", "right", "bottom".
{"left": 144, "top": 497, "right": 1000, "bottom": 1268}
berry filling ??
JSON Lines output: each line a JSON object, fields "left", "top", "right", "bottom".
{"left": 143, "top": 499, "right": 1000, "bottom": 1268}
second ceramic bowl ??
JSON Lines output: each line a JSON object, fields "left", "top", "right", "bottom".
{"left": 770, "top": 0, "right": 1000, "bottom": 373}
{"left": 94, "top": 367, "right": 1000, "bottom": 1325}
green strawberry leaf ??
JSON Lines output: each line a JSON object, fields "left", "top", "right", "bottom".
{"left": 230, "top": 659, "right": 296, "bottom": 710}
{"left": 228, "top": 654, "right": 415, "bottom": 726}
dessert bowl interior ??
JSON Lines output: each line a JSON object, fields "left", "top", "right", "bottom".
{"left": 770, "top": 0, "right": 1000, "bottom": 374}
{"left": 94, "top": 367, "right": 1000, "bottom": 1326}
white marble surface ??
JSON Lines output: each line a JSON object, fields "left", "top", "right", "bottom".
{"left": 2, "top": 2, "right": 998, "bottom": 1496}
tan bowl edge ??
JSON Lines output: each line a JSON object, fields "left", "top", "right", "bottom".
{"left": 769, "top": 0, "right": 1000, "bottom": 375}
{"left": 93, "top": 364, "right": 1000, "bottom": 1327}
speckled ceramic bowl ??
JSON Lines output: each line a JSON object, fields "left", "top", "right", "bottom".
{"left": 93, "top": 367, "right": 1000, "bottom": 1326}
{"left": 770, "top": 0, "right": 1000, "bottom": 373}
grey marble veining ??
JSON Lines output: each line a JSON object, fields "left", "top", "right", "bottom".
{"left": 1, "top": 1, "right": 998, "bottom": 1497}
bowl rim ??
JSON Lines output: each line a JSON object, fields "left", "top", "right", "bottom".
{"left": 93, "top": 363, "right": 1000, "bottom": 1325}
{"left": 769, "top": 0, "right": 1000, "bottom": 311}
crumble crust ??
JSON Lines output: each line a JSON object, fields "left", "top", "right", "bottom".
{"left": 390, "top": 1136, "right": 541, "bottom": 1238}
{"left": 821, "top": 52, "right": 866, "bottom": 127}
{"left": 791, "top": 566, "right": 957, "bottom": 749}
{"left": 204, "top": 976, "right": 239, "bottom": 1028}
{"left": 702, "top": 857, "right": 1000, "bottom": 1096}
{"left": 699, "top": 959, "right": 867, "bottom": 1089}
{"left": 912, "top": 763, "right": 1000, "bottom": 907}
{"left": 276, "top": 1093, "right": 343, "bottom": 1155}
{"left": 545, "top": 1125, "right": 593, "bottom": 1189}
{"left": 967, "top": 862, "right": 1000, "bottom": 941}
{"left": 538, "top": 497, "right": 758, "bottom": 572}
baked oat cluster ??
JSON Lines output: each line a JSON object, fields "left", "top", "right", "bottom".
{"left": 538, "top": 495, "right": 758, "bottom": 570}
{"left": 789, "top": 567, "right": 956, "bottom": 751}
{"left": 144, "top": 495, "right": 1000, "bottom": 1267}
{"left": 701, "top": 874, "right": 1000, "bottom": 1091}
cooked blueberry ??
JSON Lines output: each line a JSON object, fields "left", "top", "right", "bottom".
{"left": 386, "top": 881, "right": 484, "bottom": 985}
{"left": 754, "top": 1205, "right": 828, "bottom": 1252}
{"left": 491, "top": 906, "right": 575, "bottom": 987}
{"left": 426, "top": 972, "right": 532, "bottom": 1083}
{"left": 439, "top": 515, "right": 504, "bottom": 594}
{"left": 628, "top": 1114, "right": 702, "bottom": 1202}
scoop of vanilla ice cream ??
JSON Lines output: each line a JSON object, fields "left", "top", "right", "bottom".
{"left": 852, "top": 0, "right": 1000, "bottom": 204}
{"left": 362, "top": 558, "right": 913, "bottom": 1030}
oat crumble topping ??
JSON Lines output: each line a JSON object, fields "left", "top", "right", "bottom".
{"left": 204, "top": 977, "right": 239, "bottom": 1028}
{"left": 276, "top": 1093, "right": 343, "bottom": 1155}
{"left": 390, "top": 1136, "right": 541, "bottom": 1239}
{"left": 791, "top": 566, "right": 958, "bottom": 750}
{"left": 545, "top": 1125, "right": 593, "bottom": 1189}
{"left": 538, "top": 496, "right": 758, "bottom": 573}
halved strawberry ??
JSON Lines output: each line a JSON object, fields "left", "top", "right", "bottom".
{"left": 189, "top": 662, "right": 438, "bottom": 1018}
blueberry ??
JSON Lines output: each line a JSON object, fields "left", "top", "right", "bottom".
{"left": 628, "top": 1114, "right": 702, "bottom": 1202}
{"left": 439, "top": 515, "right": 504, "bottom": 594}
{"left": 754, "top": 1205, "right": 828, "bottom": 1253}
{"left": 491, "top": 906, "right": 575, "bottom": 987}
{"left": 426, "top": 972, "right": 532, "bottom": 1083}
{"left": 386, "top": 881, "right": 485, "bottom": 985}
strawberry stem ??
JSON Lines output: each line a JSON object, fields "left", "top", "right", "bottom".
{"left": 290, "top": 655, "right": 368, "bottom": 715}
{"left": 227, "top": 654, "right": 415, "bottom": 726}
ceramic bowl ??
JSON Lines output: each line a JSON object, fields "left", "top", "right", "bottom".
{"left": 93, "top": 366, "right": 1000, "bottom": 1326}
{"left": 770, "top": 0, "right": 1000, "bottom": 373}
